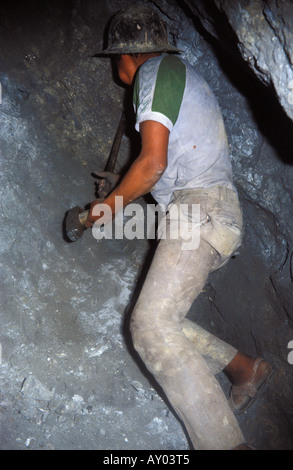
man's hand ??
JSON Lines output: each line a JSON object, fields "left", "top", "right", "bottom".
{"left": 93, "top": 171, "right": 120, "bottom": 199}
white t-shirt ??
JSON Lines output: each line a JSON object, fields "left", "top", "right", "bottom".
{"left": 133, "top": 54, "right": 235, "bottom": 207}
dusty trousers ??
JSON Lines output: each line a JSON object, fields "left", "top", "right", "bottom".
{"left": 130, "top": 185, "right": 245, "bottom": 450}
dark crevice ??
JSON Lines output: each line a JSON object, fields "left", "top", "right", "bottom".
{"left": 178, "top": 0, "right": 293, "bottom": 165}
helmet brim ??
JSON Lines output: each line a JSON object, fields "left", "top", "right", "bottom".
{"left": 94, "top": 43, "right": 182, "bottom": 56}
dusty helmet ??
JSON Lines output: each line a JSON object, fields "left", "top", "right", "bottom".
{"left": 99, "top": 5, "right": 181, "bottom": 55}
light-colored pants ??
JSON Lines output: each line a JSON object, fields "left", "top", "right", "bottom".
{"left": 130, "top": 185, "right": 245, "bottom": 450}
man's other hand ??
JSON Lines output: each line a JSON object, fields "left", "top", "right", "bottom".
{"left": 93, "top": 171, "right": 120, "bottom": 198}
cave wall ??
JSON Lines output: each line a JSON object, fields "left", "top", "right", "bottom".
{"left": 183, "top": 0, "right": 293, "bottom": 121}
{"left": 0, "top": 0, "right": 292, "bottom": 450}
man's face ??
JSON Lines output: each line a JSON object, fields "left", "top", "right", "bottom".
{"left": 114, "top": 53, "right": 160, "bottom": 86}
{"left": 115, "top": 55, "right": 133, "bottom": 86}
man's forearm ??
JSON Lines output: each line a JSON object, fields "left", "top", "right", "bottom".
{"left": 89, "top": 120, "right": 169, "bottom": 226}
{"left": 93, "top": 152, "right": 165, "bottom": 221}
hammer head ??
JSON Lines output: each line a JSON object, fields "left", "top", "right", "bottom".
{"left": 65, "top": 206, "right": 86, "bottom": 242}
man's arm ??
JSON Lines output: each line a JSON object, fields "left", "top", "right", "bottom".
{"left": 87, "top": 120, "right": 169, "bottom": 226}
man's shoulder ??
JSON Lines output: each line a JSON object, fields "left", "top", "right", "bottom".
{"left": 137, "top": 54, "right": 187, "bottom": 95}
{"left": 140, "top": 54, "right": 186, "bottom": 75}
{"left": 135, "top": 55, "right": 187, "bottom": 128}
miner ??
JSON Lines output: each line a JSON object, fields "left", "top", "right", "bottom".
{"left": 86, "top": 5, "right": 274, "bottom": 450}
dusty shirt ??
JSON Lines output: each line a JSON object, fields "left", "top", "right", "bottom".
{"left": 133, "top": 54, "right": 235, "bottom": 207}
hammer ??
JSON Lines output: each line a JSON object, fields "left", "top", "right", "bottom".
{"left": 65, "top": 111, "right": 126, "bottom": 242}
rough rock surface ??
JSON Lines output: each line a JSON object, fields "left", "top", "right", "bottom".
{"left": 183, "top": 0, "right": 293, "bottom": 122}
{"left": 0, "top": 0, "right": 293, "bottom": 451}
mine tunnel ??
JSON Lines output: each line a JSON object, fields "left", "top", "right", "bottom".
{"left": 0, "top": 0, "right": 293, "bottom": 450}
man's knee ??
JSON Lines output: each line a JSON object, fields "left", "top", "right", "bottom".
{"left": 130, "top": 304, "right": 167, "bottom": 362}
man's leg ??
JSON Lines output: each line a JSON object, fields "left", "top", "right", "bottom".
{"left": 181, "top": 320, "right": 274, "bottom": 414}
{"left": 130, "top": 236, "right": 245, "bottom": 450}
{"left": 174, "top": 186, "right": 273, "bottom": 415}
{"left": 181, "top": 318, "right": 237, "bottom": 375}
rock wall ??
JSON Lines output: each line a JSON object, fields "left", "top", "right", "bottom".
{"left": 183, "top": 0, "right": 293, "bottom": 121}
{"left": 0, "top": 0, "right": 292, "bottom": 450}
